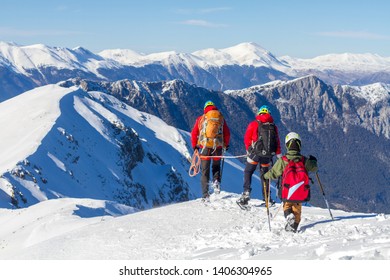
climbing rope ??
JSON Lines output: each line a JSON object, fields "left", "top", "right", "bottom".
{"left": 188, "top": 149, "right": 201, "bottom": 177}
{"left": 199, "top": 154, "right": 247, "bottom": 159}
{"left": 188, "top": 150, "right": 247, "bottom": 177}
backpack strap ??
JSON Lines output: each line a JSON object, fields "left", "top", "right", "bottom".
{"left": 256, "top": 120, "right": 272, "bottom": 126}
{"left": 282, "top": 155, "right": 305, "bottom": 163}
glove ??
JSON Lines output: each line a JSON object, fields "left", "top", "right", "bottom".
{"left": 309, "top": 155, "right": 317, "bottom": 161}
{"left": 276, "top": 154, "right": 282, "bottom": 159}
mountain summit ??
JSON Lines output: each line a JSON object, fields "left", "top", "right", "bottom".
{"left": 192, "top": 42, "right": 289, "bottom": 70}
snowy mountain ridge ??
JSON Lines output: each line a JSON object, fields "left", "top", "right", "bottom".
{"left": 281, "top": 52, "right": 390, "bottom": 72}
{"left": 0, "top": 83, "right": 249, "bottom": 210}
{"left": 3, "top": 41, "right": 389, "bottom": 74}
{"left": 0, "top": 41, "right": 120, "bottom": 78}
{"left": 226, "top": 75, "right": 390, "bottom": 105}
{"left": 1, "top": 41, "right": 390, "bottom": 102}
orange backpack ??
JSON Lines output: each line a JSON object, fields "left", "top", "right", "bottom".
{"left": 198, "top": 110, "right": 224, "bottom": 149}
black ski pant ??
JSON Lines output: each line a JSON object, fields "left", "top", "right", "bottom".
{"left": 200, "top": 147, "right": 223, "bottom": 198}
{"left": 243, "top": 156, "right": 271, "bottom": 199}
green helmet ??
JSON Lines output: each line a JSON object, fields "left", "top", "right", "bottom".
{"left": 258, "top": 105, "right": 271, "bottom": 115}
{"left": 204, "top": 100, "right": 214, "bottom": 109}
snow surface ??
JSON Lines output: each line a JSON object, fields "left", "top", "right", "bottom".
{"left": 0, "top": 84, "right": 71, "bottom": 172}
{"left": 0, "top": 41, "right": 119, "bottom": 77}
{"left": 192, "top": 42, "right": 290, "bottom": 71}
{"left": 0, "top": 194, "right": 389, "bottom": 260}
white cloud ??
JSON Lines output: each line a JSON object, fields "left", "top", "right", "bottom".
{"left": 316, "top": 31, "right": 390, "bottom": 40}
{"left": 179, "top": 20, "right": 228, "bottom": 28}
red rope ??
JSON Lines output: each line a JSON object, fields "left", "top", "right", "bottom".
{"left": 188, "top": 150, "right": 247, "bottom": 177}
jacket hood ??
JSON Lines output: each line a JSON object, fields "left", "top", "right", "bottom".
{"left": 256, "top": 113, "right": 274, "bottom": 123}
{"left": 204, "top": 105, "right": 218, "bottom": 114}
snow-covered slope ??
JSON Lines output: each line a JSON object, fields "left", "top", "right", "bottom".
{"left": 343, "top": 82, "right": 390, "bottom": 104}
{"left": 192, "top": 42, "right": 290, "bottom": 71}
{"left": 281, "top": 52, "right": 390, "bottom": 72}
{"left": 0, "top": 83, "right": 251, "bottom": 210}
{"left": 0, "top": 194, "right": 388, "bottom": 260}
{"left": 98, "top": 42, "right": 286, "bottom": 68}
{"left": 0, "top": 41, "right": 119, "bottom": 77}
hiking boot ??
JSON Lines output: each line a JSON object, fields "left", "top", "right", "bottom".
{"left": 237, "top": 191, "right": 250, "bottom": 206}
{"left": 212, "top": 180, "right": 221, "bottom": 194}
{"left": 260, "top": 198, "right": 275, "bottom": 206}
{"left": 201, "top": 195, "right": 210, "bottom": 203}
{"left": 285, "top": 213, "right": 296, "bottom": 232}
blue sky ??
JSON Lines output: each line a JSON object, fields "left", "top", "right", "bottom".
{"left": 0, "top": 0, "right": 389, "bottom": 58}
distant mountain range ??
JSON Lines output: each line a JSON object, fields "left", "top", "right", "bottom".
{"left": 1, "top": 41, "right": 390, "bottom": 102}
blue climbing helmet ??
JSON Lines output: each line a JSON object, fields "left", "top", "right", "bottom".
{"left": 204, "top": 100, "right": 215, "bottom": 109}
{"left": 257, "top": 105, "right": 271, "bottom": 115}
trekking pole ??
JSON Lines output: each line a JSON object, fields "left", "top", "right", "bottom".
{"left": 315, "top": 172, "right": 334, "bottom": 220}
{"left": 263, "top": 179, "right": 272, "bottom": 232}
